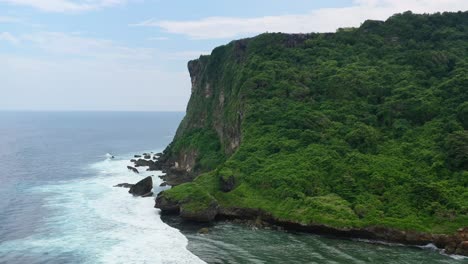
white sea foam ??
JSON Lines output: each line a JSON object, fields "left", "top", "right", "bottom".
{"left": 0, "top": 154, "right": 204, "bottom": 264}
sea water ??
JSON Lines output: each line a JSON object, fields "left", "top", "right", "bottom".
{"left": 0, "top": 111, "right": 202, "bottom": 263}
{"left": 0, "top": 111, "right": 466, "bottom": 264}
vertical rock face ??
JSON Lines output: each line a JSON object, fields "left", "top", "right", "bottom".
{"left": 158, "top": 46, "right": 246, "bottom": 184}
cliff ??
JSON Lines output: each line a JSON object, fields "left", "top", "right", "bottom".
{"left": 156, "top": 11, "right": 468, "bottom": 255}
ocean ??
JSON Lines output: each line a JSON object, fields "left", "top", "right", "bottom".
{"left": 0, "top": 111, "right": 465, "bottom": 264}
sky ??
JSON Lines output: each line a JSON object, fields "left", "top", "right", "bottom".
{"left": 1, "top": 0, "right": 467, "bottom": 111}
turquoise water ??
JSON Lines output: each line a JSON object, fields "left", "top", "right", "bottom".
{"left": 0, "top": 111, "right": 466, "bottom": 264}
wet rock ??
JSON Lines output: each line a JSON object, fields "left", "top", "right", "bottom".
{"left": 130, "top": 159, "right": 136, "bottom": 162}
{"left": 144, "top": 155, "right": 151, "bottom": 159}
{"left": 159, "top": 182, "right": 167, "bottom": 187}
{"left": 456, "top": 241, "right": 468, "bottom": 255}
{"left": 141, "top": 191, "right": 154, "bottom": 197}
{"left": 198, "top": 228, "right": 209, "bottom": 234}
{"left": 180, "top": 201, "right": 219, "bottom": 222}
{"left": 134, "top": 155, "right": 141, "bottom": 158}
{"left": 114, "top": 183, "right": 134, "bottom": 188}
{"left": 129, "top": 176, "right": 153, "bottom": 196}
{"left": 127, "top": 166, "right": 139, "bottom": 174}
{"left": 155, "top": 193, "right": 180, "bottom": 213}
{"left": 134, "top": 159, "right": 153, "bottom": 167}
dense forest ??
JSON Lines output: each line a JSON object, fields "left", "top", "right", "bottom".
{"left": 158, "top": 11, "right": 468, "bottom": 235}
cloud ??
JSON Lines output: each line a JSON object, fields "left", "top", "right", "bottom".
{"left": 0, "top": 32, "right": 19, "bottom": 44}
{"left": 135, "top": 0, "right": 468, "bottom": 39}
{"left": 21, "top": 32, "right": 155, "bottom": 61}
{"left": 0, "top": 31, "right": 205, "bottom": 111}
{"left": 0, "top": 0, "right": 127, "bottom": 12}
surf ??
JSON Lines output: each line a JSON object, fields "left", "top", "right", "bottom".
{"left": 0, "top": 153, "right": 204, "bottom": 264}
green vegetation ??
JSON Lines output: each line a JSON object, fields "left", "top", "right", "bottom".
{"left": 162, "top": 11, "right": 468, "bottom": 233}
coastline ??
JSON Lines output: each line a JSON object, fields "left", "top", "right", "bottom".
{"left": 155, "top": 194, "right": 468, "bottom": 258}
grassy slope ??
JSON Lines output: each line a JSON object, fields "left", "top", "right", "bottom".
{"left": 161, "top": 11, "right": 468, "bottom": 234}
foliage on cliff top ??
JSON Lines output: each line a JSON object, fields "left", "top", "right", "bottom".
{"left": 162, "top": 11, "right": 468, "bottom": 233}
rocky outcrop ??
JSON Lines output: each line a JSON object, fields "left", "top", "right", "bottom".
{"left": 433, "top": 228, "right": 468, "bottom": 255}
{"left": 142, "top": 192, "right": 154, "bottom": 197}
{"left": 133, "top": 159, "right": 159, "bottom": 171}
{"left": 127, "top": 166, "right": 139, "bottom": 174}
{"left": 129, "top": 176, "right": 153, "bottom": 196}
{"left": 179, "top": 201, "right": 219, "bottom": 222}
{"left": 114, "top": 183, "right": 134, "bottom": 188}
{"left": 155, "top": 193, "right": 180, "bottom": 213}
{"left": 156, "top": 200, "right": 468, "bottom": 255}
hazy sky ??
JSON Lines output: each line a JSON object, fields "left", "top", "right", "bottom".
{"left": 1, "top": 0, "right": 467, "bottom": 111}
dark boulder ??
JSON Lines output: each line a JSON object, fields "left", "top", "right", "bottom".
{"left": 142, "top": 191, "right": 154, "bottom": 197}
{"left": 159, "top": 182, "right": 167, "bottom": 187}
{"left": 144, "top": 155, "right": 151, "bottom": 159}
{"left": 127, "top": 166, "right": 139, "bottom": 174}
{"left": 456, "top": 241, "right": 468, "bottom": 255}
{"left": 134, "top": 155, "right": 141, "bottom": 158}
{"left": 146, "top": 162, "right": 161, "bottom": 171}
{"left": 130, "top": 159, "right": 136, "bottom": 162}
{"left": 134, "top": 159, "right": 153, "bottom": 167}
{"left": 129, "top": 176, "right": 153, "bottom": 196}
{"left": 114, "top": 183, "right": 134, "bottom": 188}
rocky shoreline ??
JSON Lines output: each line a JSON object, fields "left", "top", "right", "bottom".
{"left": 155, "top": 193, "right": 468, "bottom": 257}
{"left": 117, "top": 152, "right": 467, "bottom": 257}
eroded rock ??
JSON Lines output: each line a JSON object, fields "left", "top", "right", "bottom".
{"left": 129, "top": 176, "right": 153, "bottom": 196}
{"left": 114, "top": 183, "right": 134, "bottom": 188}
{"left": 127, "top": 166, "right": 139, "bottom": 174}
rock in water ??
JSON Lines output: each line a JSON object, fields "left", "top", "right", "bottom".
{"left": 134, "top": 155, "right": 141, "bottom": 158}
{"left": 134, "top": 159, "right": 153, "bottom": 167}
{"left": 142, "top": 191, "right": 154, "bottom": 197}
{"left": 127, "top": 166, "right": 139, "bottom": 174}
{"left": 114, "top": 183, "right": 134, "bottom": 188}
{"left": 129, "top": 176, "right": 153, "bottom": 196}
{"left": 198, "top": 228, "right": 209, "bottom": 234}
{"left": 144, "top": 155, "right": 151, "bottom": 159}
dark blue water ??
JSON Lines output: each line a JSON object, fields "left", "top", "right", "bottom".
{"left": 0, "top": 111, "right": 204, "bottom": 263}
{"left": 0, "top": 111, "right": 466, "bottom": 264}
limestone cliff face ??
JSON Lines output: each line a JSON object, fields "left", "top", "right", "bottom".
{"left": 158, "top": 43, "right": 246, "bottom": 184}
{"left": 158, "top": 34, "right": 321, "bottom": 184}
